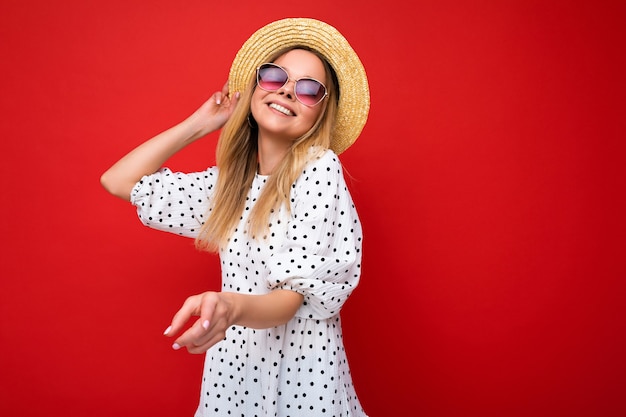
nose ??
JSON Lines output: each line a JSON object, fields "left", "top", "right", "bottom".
{"left": 277, "top": 79, "right": 296, "bottom": 100}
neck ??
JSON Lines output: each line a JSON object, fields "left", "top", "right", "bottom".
{"left": 257, "top": 133, "right": 291, "bottom": 175}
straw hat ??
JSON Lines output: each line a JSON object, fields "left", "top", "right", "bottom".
{"left": 228, "top": 18, "right": 370, "bottom": 154}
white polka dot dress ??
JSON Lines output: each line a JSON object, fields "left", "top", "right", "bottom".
{"left": 131, "top": 149, "right": 367, "bottom": 416}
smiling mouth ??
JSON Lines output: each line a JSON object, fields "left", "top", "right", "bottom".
{"left": 269, "top": 103, "right": 294, "bottom": 116}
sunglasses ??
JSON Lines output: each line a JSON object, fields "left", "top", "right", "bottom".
{"left": 256, "top": 63, "right": 328, "bottom": 106}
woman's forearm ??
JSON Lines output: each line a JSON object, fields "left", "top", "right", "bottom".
{"left": 226, "top": 290, "right": 304, "bottom": 329}
{"left": 100, "top": 118, "right": 202, "bottom": 201}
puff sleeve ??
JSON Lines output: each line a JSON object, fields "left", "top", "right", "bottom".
{"left": 129, "top": 167, "right": 218, "bottom": 238}
{"left": 266, "top": 151, "right": 363, "bottom": 320}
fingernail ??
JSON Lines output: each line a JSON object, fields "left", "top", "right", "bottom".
{"left": 216, "top": 97, "right": 221, "bottom": 105}
{"left": 163, "top": 325, "right": 172, "bottom": 335}
{"left": 202, "top": 320, "right": 210, "bottom": 330}
{"left": 235, "top": 92, "right": 240, "bottom": 98}
{"left": 172, "top": 343, "right": 181, "bottom": 350}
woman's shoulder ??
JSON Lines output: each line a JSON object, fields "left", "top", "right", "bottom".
{"left": 294, "top": 147, "right": 345, "bottom": 189}
{"left": 305, "top": 146, "right": 342, "bottom": 171}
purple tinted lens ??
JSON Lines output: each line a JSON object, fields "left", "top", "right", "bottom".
{"left": 258, "top": 65, "right": 288, "bottom": 91}
{"left": 295, "top": 79, "right": 326, "bottom": 105}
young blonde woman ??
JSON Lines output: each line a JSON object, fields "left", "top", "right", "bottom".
{"left": 101, "top": 18, "right": 370, "bottom": 417}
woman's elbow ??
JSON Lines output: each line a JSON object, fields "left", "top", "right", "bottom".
{"left": 100, "top": 170, "right": 132, "bottom": 201}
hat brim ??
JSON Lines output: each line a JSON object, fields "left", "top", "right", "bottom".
{"left": 228, "top": 18, "right": 369, "bottom": 154}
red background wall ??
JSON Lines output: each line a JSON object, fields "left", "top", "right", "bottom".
{"left": 1, "top": 1, "right": 624, "bottom": 416}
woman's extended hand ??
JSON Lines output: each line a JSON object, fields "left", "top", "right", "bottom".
{"left": 163, "top": 289, "right": 303, "bottom": 354}
{"left": 163, "top": 291, "right": 235, "bottom": 354}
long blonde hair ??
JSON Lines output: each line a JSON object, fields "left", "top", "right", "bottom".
{"left": 195, "top": 47, "right": 340, "bottom": 252}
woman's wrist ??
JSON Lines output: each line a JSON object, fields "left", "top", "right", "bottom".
{"left": 223, "top": 290, "right": 303, "bottom": 329}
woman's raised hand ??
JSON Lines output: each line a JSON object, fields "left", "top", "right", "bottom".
{"left": 185, "top": 82, "right": 240, "bottom": 140}
{"left": 100, "top": 82, "right": 240, "bottom": 201}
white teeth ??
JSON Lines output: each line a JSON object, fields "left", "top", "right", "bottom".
{"left": 269, "top": 103, "right": 293, "bottom": 116}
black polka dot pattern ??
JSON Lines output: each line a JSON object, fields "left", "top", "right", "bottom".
{"left": 131, "top": 149, "right": 367, "bottom": 416}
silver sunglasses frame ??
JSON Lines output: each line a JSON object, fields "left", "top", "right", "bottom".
{"left": 256, "top": 63, "right": 328, "bottom": 107}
